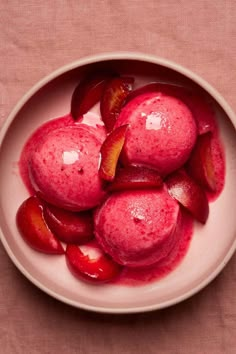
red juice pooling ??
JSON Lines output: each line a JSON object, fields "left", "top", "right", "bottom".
{"left": 17, "top": 76, "right": 225, "bottom": 286}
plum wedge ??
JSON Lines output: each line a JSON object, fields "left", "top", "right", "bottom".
{"left": 166, "top": 170, "right": 209, "bottom": 224}
{"left": 43, "top": 204, "right": 94, "bottom": 244}
{"left": 66, "top": 241, "right": 121, "bottom": 283}
{"left": 16, "top": 196, "right": 64, "bottom": 254}
{"left": 109, "top": 165, "right": 162, "bottom": 192}
{"left": 99, "top": 124, "right": 129, "bottom": 181}
{"left": 187, "top": 132, "right": 217, "bottom": 192}
{"left": 71, "top": 74, "right": 111, "bottom": 120}
{"left": 100, "top": 77, "right": 134, "bottom": 132}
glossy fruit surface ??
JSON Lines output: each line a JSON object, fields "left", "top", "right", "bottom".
{"left": 166, "top": 170, "right": 209, "bottom": 224}
{"left": 109, "top": 165, "right": 162, "bottom": 191}
{"left": 187, "top": 132, "right": 217, "bottom": 192}
{"left": 66, "top": 241, "right": 121, "bottom": 283}
{"left": 71, "top": 74, "right": 110, "bottom": 120}
{"left": 16, "top": 196, "right": 64, "bottom": 254}
{"left": 101, "top": 77, "right": 134, "bottom": 132}
{"left": 44, "top": 204, "right": 94, "bottom": 244}
{"left": 99, "top": 124, "right": 129, "bottom": 181}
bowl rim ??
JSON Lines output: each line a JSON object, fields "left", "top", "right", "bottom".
{"left": 0, "top": 51, "right": 236, "bottom": 314}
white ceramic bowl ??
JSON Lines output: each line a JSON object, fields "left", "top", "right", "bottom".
{"left": 0, "top": 52, "right": 236, "bottom": 314}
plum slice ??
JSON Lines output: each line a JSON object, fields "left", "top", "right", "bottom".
{"left": 71, "top": 74, "right": 111, "bottom": 120}
{"left": 187, "top": 132, "right": 217, "bottom": 192}
{"left": 43, "top": 204, "right": 94, "bottom": 244}
{"left": 166, "top": 170, "right": 209, "bottom": 224}
{"left": 109, "top": 165, "right": 162, "bottom": 192}
{"left": 66, "top": 241, "right": 121, "bottom": 283}
{"left": 16, "top": 196, "right": 64, "bottom": 254}
{"left": 100, "top": 77, "right": 134, "bottom": 132}
{"left": 99, "top": 124, "right": 129, "bottom": 181}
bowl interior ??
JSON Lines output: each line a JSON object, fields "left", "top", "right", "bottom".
{"left": 0, "top": 57, "right": 236, "bottom": 313}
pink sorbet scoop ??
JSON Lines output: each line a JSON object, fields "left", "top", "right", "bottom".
{"left": 94, "top": 188, "right": 180, "bottom": 268}
{"left": 29, "top": 125, "right": 106, "bottom": 211}
{"left": 115, "top": 91, "right": 197, "bottom": 176}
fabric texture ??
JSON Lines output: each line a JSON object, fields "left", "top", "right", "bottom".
{"left": 0, "top": 1, "right": 236, "bottom": 353}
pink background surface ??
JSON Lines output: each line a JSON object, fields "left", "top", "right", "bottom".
{"left": 0, "top": 1, "right": 236, "bottom": 353}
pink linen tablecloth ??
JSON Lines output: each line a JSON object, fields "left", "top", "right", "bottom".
{"left": 0, "top": 1, "right": 236, "bottom": 353}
